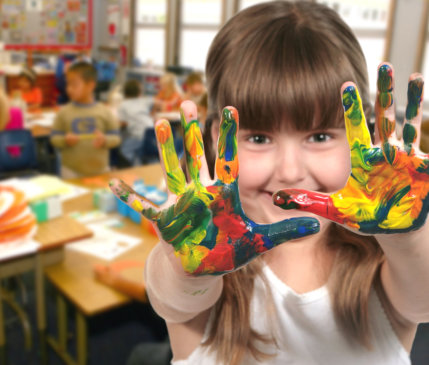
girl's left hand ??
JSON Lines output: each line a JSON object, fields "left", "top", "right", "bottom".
{"left": 274, "top": 63, "right": 429, "bottom": 234}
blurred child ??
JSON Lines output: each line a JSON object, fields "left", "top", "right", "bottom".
{"left": 14, "top": 67, "right": 43, "bottom": 112}
{"left": 0, "top": 88, "right": 24, "bottom": 131}
{"left": 183, "top": 72, "right": 206, "bottom": 105}
{"left": 50, "top": 62, "right": 120, "bottom": 178}
{"left": 118, "top": 79, "right": 154, "bottom": 165}
{"left": 153, "top": 73, "right": 182, "bottom": 112}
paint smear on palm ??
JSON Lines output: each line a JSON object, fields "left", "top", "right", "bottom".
{"left": 156, "top": 120, "right": 186, "bottom": 195}
{"left": 216, "top": 107, "right": 239, "bottom": 184}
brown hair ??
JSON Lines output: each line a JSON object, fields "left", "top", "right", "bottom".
{"left": 185, "top": 71, "right": 204, "bottom": 86}
{"left": 19, "top": 66, "right": 37, "bottom": 87}
{"left": 67, "top": 61, "right": 98, "bottom": 83}
{"left": 202, "top": 1, "right": 382, "bottom": 364}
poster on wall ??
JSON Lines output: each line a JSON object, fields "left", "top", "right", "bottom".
{"left": 1, "top": 0, "right": 92, "bottom": 50}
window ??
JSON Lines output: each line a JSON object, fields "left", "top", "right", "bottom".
{"left": 317, "top": 0, "right": 392, "bottom": 95}
{"left": 239, "top": 0, "right": 272, "bottom": 11}
{"left": 135, "top": 0, "right": 167, "bottom": 67}
{"left": 179, "top": 0, "right": 222, "bottom": 71}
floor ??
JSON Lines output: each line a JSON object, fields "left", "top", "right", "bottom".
{"left": 2, "top": 273, "right": 429, "bottom": 365}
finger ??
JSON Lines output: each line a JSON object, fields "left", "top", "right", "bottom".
{"left": 375, "top": 63, "right": 398, "bottom": 164}
{"left": 403, "top": 74, "right": 424, "bottom": 155}
{"left": 155, "top": 119, "right": 187, "bottom": 196}
{"left": 342, "top": 82, "right": 372, "bottom": 152}
{"left": 180, "top": 100, "right": 211, "bottom": 185}
{"left": 273, "top": 189, "right": 345, "bottom": 225}
{"left": 253, "top": 217, "right": 320, "bottom": 248}
{"left": 109, "top": 178, "right": 160, "bottom": 220}
{"left": 215, "top": 106, "right": 239, "bottom": 184}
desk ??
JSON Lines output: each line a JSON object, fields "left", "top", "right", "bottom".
{"left": 0, "top": 216, "right": 93, "bottom": 365}
{"left": 44, "top": 165, "right": 163, "bottom": 365}
{"left": 26, "top": 110, "right": 56, "bottom": 138}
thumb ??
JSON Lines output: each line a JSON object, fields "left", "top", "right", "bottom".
{"left": 109, "top": 178, "right": 161, "bottom": 221}
{"left": 252, "top": 216, "right": 320, "bottom": 248}
{"left": 273, "top": 189, "right": 345, "bottom": 225}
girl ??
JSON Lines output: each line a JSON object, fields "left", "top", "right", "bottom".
{"left": 154, "top": 73, "right": 183, "bottom": 112}
{"left": 14, "top": 67, "right": 43, "bottom": 112}
{"left": 111, "top": 2, "right": 428, "bottom": 364}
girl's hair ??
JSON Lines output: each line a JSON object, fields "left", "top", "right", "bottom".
{"left": 123, "top": 79, "right": 142, "bottom": 98}
{"left": 202, "top": 2, "right": 383, "bottom": 364}
{"left": 160, "top": 72, "right": 181, "bottom": 95}
{"left": 18, "top": 66, "right": 37, "bottom": 87}
{"left": 0, "top": 88, "right": 10, "bottom": 130}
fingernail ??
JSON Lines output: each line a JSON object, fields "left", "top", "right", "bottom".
{"left": 342, "top": 86, "right": 357, "bottom": 112}
{"left": 377, "top": 64, "right": 393, "bottom": 93}
{"left": 273, "top": 191, "right": 300, "bottom": 210}
{"left": 155, "top": 120, "right": 171, "bottom": 145}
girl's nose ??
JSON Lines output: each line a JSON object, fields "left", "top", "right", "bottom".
{"left": 275, "top": 144, "right": 306, "bottom": 184}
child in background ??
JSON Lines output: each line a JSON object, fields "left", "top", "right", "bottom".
{"left": 14, "top": 67, "right": 43, "bottom": 112}
{"left": 50, "top": 62, "right": 120, "bottom": 178}
{"left": 0, "top": 88, "right": 24, "bottom": 131}
{"left": 118, "top": 79, "right": 154, "bottom": 165}
{"left": 153, "top": 73, "right": 182, "bottom": 112}
{"left": 183, "top": 72, "right": 206, "bottom": 105}
{"left": 111, "top": 2, "right": 429, "bottom": 365}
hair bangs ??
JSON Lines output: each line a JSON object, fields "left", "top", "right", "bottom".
{"left": 210, "top": 8, "right": 361, "bottom": 133}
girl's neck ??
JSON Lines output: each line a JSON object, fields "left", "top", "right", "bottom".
{"left": 264, "top": 233, "right": 336, "bottom": 294}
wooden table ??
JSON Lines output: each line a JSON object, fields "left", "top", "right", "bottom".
{"left": 0, "top": 215, "right": 92, "bottom": 365}
{"left": 43, "top": 165, "right": 163, "bottom": 365}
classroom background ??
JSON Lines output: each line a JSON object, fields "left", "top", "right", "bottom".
{"left": 0, "top": 0, "right": 428, "bottom": 364}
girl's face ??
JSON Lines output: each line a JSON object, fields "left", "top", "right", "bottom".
{"left": 18, "top": 77, "right": 32, "bottom": 91}
{"left": 214, "top": 122, "right": 351, "bottom": 232}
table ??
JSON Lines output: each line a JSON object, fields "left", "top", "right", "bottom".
{"left": 0, "top": 215, "right": 93, "bottom": 365}
{"left": 44, "top": 165, "right": 163, "bottom": 365}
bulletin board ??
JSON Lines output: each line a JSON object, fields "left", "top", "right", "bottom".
{"left": 0, "top": 0, "right": 92, "bottom": 50}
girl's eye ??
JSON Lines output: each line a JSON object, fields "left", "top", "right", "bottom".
{"left": 308, "top": 133, "right": 331, "bottom": 143}
{"left": 247, "top": 135, "right": 271, "bottom": 144}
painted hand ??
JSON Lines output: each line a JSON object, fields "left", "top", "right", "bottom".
{"left": 110, "top": 101, "right": 319, "bottom": 276}
{"left": 274, "top": 63, "right": 428, "bottom": 234}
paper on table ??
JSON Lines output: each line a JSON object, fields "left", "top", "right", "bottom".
{"left": 66, "top": 223, "right": 141, "bottom": 261}
{"left": 0, "top": 239, "right": 40, "bottom": 262}
{"left": 26, "top": 112, "right": 56, "bottom": 128}
{"left": 0, "top": 175, "right": 89, "bottom": 202}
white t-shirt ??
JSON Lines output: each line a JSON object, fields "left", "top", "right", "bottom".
{"left": 172, "top": 264, "right": 411, "bottom": 365}
{"left": 117, "top": 97, "right": 153, "bottom": 139}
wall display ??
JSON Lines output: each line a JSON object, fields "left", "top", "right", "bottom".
{"left": 0, "top": 0, "right": 92, "bottom": 50}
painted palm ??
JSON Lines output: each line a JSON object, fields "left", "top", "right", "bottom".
{"left": 110, "top": 102, "right": 319, "bottom": 275}
{"left": 274, "top": 64, "right": 428, "bottom": 234}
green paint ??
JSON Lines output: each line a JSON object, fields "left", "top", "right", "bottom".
{"left": 405, "top": 78, "right": 423, "bottom": 120}
{"left": 342, "top": 86, "right": 363, "bottom": 126}
{"left": 403, "top": 123, "right": 417, "bottom": 155}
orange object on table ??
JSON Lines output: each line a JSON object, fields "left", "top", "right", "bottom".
{"left": 0, "top": 186, "right": 36, "bottom": 243}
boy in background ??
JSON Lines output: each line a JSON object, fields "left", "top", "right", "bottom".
{"left": 118, "top": 79, "right": 154, "bottom": 165}
{"left": 50, "top": 62, "right": 120, "bottom": 178}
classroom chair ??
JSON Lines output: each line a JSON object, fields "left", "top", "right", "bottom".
{"left": 0, "top": 129, "right": 39, "bottom": 179}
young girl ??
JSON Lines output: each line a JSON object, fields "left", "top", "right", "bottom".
{"left": 110, "top": 2, "right": 428, "bottom": 364}
{"left": 153, "top": 73, "right": 183, "bottom": 112}
{"left": 14, "top": 67, "right": 43, "bottom": 112}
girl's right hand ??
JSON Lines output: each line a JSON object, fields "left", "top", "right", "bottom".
{"left": 110, "top": 101, "right": 319, "bottom": 276}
